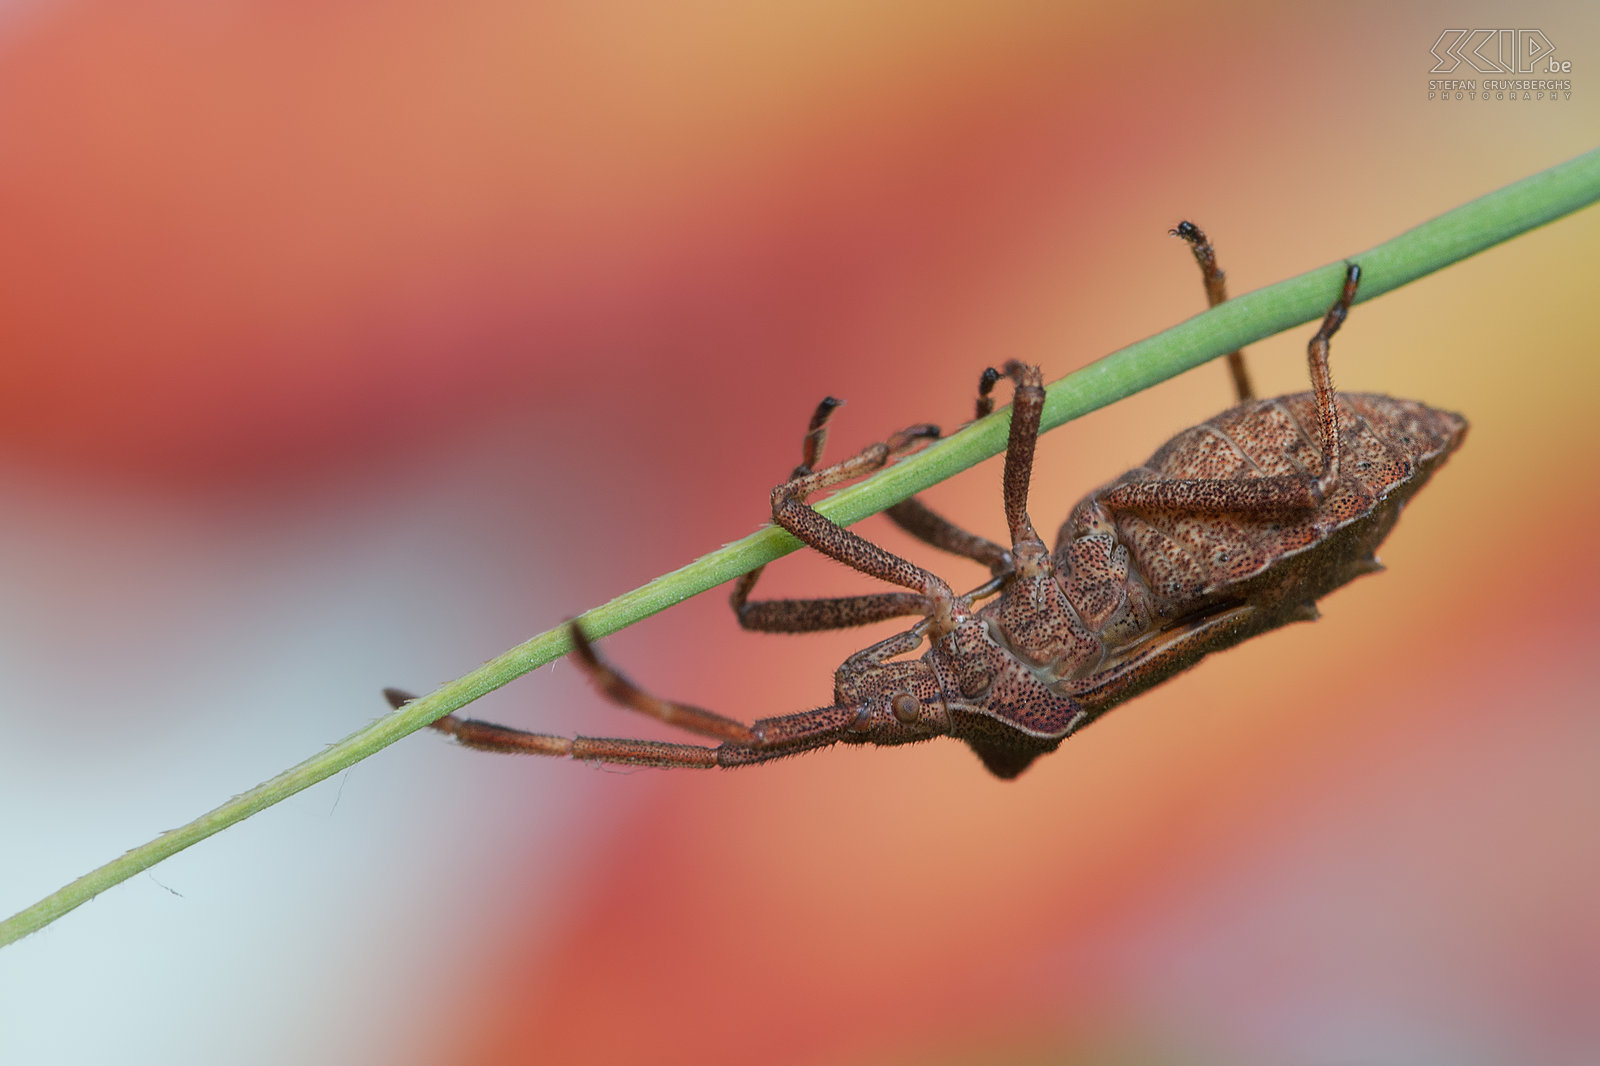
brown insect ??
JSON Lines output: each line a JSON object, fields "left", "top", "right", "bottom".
{"left": 386, "top": 224, "right": 1467, "bottom": 778}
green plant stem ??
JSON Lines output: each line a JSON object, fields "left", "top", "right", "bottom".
{"left": 6, "top": 146, "right": 1600, "bottom": 948}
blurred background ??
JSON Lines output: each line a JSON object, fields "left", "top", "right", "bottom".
{"left": 2, "top": 2, "right": 1597, "bottom": 1064}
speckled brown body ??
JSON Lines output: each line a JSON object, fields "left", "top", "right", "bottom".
{"left": 391, "top": 229, "right": 1468, "bottom": 781}
{"left": 922, "top": 389, "right": 1466, "bottom": 776}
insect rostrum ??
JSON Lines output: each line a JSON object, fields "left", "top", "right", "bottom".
{"left": 386, "top": 224, "right": 1466, "bottom": 779}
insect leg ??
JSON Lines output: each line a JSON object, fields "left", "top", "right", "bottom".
{"left": 1304, "top": 263, "right": 1360, "bottom": 495}
{"left": 1099, "top": 472, "right": 1323, "bottom": 515}
{"left": 771, "top": 438, "right": 953, "bottom": 601}
{"left": 1100, "top": 264, "right": 1361, "bottom": 517}
{"left": 731, "top": 582, "right": 929, "bottom": 633}
{"left": 735, "top": 396, "right": 924, "bottom": 632}
{"left": 384, "top": 686, "right": 724, "bottom": 765}
{"left": 733, "top": 397, "right": 1004, "bottom": 633}
{"left": 414, "top": 709, "right": 726, "bottom": 767}
{"left": 840, "top": 621, "right": 929, "bottom": 669}
{"left": 565, "top": 623, "right": 758, "bottom": 743}
{"left": 788, "top": 395, "right": 1009, "bottom": 570}
{"left": 976, "top": 361, "right": 1052, "bottom": 578}
{"left": 884, "top": 497, "right": 1012, "bottom": 574}
{"left": 386, "top": 625, "right": 863, "bottom": 768}
{"left": 390, "top": 695, "right": 855, "bottom": 769}
{"left": 829, "top": 624, "right": 932, "bottom": 709}
{"left": 768, "top": 422, "right": 963, "bottom": 632}
{"left": 572, "top": 623, "right": 871, "bottom": 760}
{"left": 1172, "top": 221, "right": 1253, "bottom": 402}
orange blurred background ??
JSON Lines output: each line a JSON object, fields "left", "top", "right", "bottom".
{"left": 2, "top": 2, "right": 1597, "bottom": 1064}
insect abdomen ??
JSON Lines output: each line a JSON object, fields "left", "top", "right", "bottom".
{"left": 1051, "top": 391, "right": 1465, "bottom": 655}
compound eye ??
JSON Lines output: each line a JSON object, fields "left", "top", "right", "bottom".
{"left": 891, "top": 692, "right": 921, "bottom": 724}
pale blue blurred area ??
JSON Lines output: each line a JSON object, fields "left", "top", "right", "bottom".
{"left": 0, "top": 421, "right": 621, "bottom": 1065}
